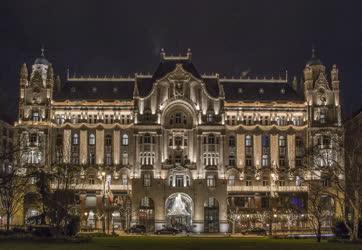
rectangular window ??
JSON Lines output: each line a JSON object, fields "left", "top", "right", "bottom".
{"left": 175, "top": 175, "right": 184, "bottom": 187}
{"left": 143, "top": 173, "right": 151, "bottom": 187}
{"left": 207, "top": 175, "right": 215, "bottom": 187}
{"left": 228, "top": 175, "right": 235, "bottom": 186}
{"left": 32, "top": 112, "right": 40, "bottom": 122}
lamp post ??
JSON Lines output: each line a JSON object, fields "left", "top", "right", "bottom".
{"left": 102, "top": 171, "right": 106, "bottom": 234}
{"left": 84, "top": 212, "right": 88, "bottom": 231}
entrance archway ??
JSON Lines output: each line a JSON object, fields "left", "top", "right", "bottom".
{"left": 165, "top": 193, "right": 193, "bottom": 231}
{"left": 204, "top": 197, "right": 219, "bottom": 232}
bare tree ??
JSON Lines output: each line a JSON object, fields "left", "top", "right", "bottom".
{"left": 306, "top": 180, "right": 334, "bottom": 242}
{"left": 344, "top": 125, "right": 362, "bottom": 241}
{"left": 0, "top": 140, "right": 33, "bottom": 231}
{"left": 227, "top": 197, "right": 241, "bottom": 234}
{"left": 300, "top": 130, "right": 361, "bottom": 241}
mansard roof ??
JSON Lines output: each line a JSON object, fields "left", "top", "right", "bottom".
{"left": 53, "top": 77, "right": 134, "bottom": 101}
{"left": 221, "top": 78, "right": 303, "bottom": 102}
{"left": 53, "top": 51, "right": 303, "bottom": 103}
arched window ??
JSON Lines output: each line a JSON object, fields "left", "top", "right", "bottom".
{"left": 89, "top": 133, "right": 95, "bottom": 145}
{"left": 245, "top": 135, "right": 252, "bottom": 146}
{"left": 72, "top": 133, "right": 79, "bottom": 145}
{"left": 122, "top": 134, "right": 129, "bottom": 146}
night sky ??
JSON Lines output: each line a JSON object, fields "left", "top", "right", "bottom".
{"left": 0, "top": 0, "right": 361, "bottom": 123}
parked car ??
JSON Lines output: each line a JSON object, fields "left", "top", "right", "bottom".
{"left": 241, "top": 227, "right": 267, "bottom": 236}
{"left": 155, "top": 227, "right": 180, "bottom": 235}
{"left": 125, "top": 225, "right": 146, "bottom": 234}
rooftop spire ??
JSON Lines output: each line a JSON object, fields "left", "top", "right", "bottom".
{"left": 41, "top": 45, "right": 45, "bottom": 57}
{"left": 311, "top": 45, "right": 316, "bottom": 58}
{"left": 306, "top": 45, "right": 323, "bottom": 66}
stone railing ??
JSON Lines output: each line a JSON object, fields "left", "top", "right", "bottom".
{"left": 51, "top": 183, "right": 131, "bottom": 191}
{"left": 227, "top": 185, "right": 308, "bottom": 192}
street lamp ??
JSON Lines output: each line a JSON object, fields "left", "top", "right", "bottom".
{"left": 102, "top": 171, "right": 106, "bottom": 234}
{"left": 84, "top": 212, "right": 88, "bottom": 230}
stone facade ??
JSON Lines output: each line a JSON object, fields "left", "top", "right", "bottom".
{"left": 15, "top": 49, "right": 343, "bottom": 233}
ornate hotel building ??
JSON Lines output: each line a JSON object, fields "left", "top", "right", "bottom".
{"left": 15, "top": 49, "right": 343, "bottom": 233}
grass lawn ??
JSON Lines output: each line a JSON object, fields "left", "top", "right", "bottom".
{"left": 0, "top": 236, "right": 360, "bottom": 250}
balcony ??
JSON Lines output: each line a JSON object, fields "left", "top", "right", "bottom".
{"left": 227, "top": 185, "right": 308, "bottom": 193}
{"left": 51, "top": 183, "right": 131, "bottom": 191}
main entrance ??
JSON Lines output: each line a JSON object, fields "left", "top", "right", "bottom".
{"left": 165, "top": 193, "right": 193, "bottom": 231}
{"left": 204, "top": 197, "right": 219, "bottom": 232}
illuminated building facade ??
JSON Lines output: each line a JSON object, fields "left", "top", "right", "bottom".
{"left": 15, "top": 49, "right": 343, "bottom": 232}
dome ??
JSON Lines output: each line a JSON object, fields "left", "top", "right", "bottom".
{"left": 34, "top": 56, "right": 50, "bottom": 65}
{"left": 306, "top": 48, "right": 323, "bottom": 66}
{"left": 34, "top": 47, "right": 50, "bottom": 65}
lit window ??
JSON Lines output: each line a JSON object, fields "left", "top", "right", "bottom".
{"left": 207, "top": 175, "right": 215, "bottom": 187}
{"left": 228, "top": 175, "right": 235, "bottom": 186}
{"left": 279, "top": 135, "right": 286, "bottom": 147}
{"left": 122, "top": 134, "right": 129, "bottom": 146}
{"left": 122, "top": 152, "right": 128, "bottom": 165}
{"left": 89, "top": 134, "right": 95, "bottom": 145}
{"left": 245, "top": 135, "right": 252, "bottom": 146}
{"left": 143, "top": 173, "right": 151, "bottom": 187}
{"left": 207, "top": 113, "right": 213, "bottom": 123}
{"left": 32, "top": 112, "right": 39, "bottom": 122}
{"left": 72, "top": 133, "right": 79, "bottom": 145}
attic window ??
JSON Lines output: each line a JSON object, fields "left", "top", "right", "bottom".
{"left": 259, "top": 88, "right": 264, "bottom": 94}
{"left": 113, "top": 87, "right": 118, "bottom": 93}
{"left": 92, "top": 87, "right": 97, "bottom": 93}
{"left": 238, "top": 88, "right": 243, "bottom": 94}
{"left": 280, "top": 88, "right": 285, "bottom": 94}
{"left": 70, "top": 87, "right": 76, "bottom": 93}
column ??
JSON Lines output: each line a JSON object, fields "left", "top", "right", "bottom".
{"left": 80, "top": 130, "right": 88, "bottom": 165}
{"left": 96, "top": 129, "right": 104, "bottom": 165}
{"left": 236, "top": 134, "right": 245, "bottom": 168}
{"left": 270, "top": 134, "right": 279, "bottom": 167}
{"left": 63, "top": 129, "right": 71, "bottom": 164}
{"left": 253, "top": 134, "right": 261, "bottom": 168}
{"left": 287, "top": 134, "right": 295, "bottom": 169}
{"left": 113, "top": 130, "right": 120, "bottom": 165}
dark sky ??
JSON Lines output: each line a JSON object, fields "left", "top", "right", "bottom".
{"left": 1, "top": 0, "right": 361, "bottom": 122}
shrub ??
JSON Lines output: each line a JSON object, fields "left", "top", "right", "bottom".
{"left": 333, "top": 220, "right": 349, "bottom": 239}
{"left": 66, "top": 216, "right": 80, "bottom": 236}
{"left": 31, "top": 226, "right": 53, "bottom": 237}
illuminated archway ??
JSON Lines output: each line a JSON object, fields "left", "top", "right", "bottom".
{"left": 165, "top": 193, "right": 193, "bottom": 231}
